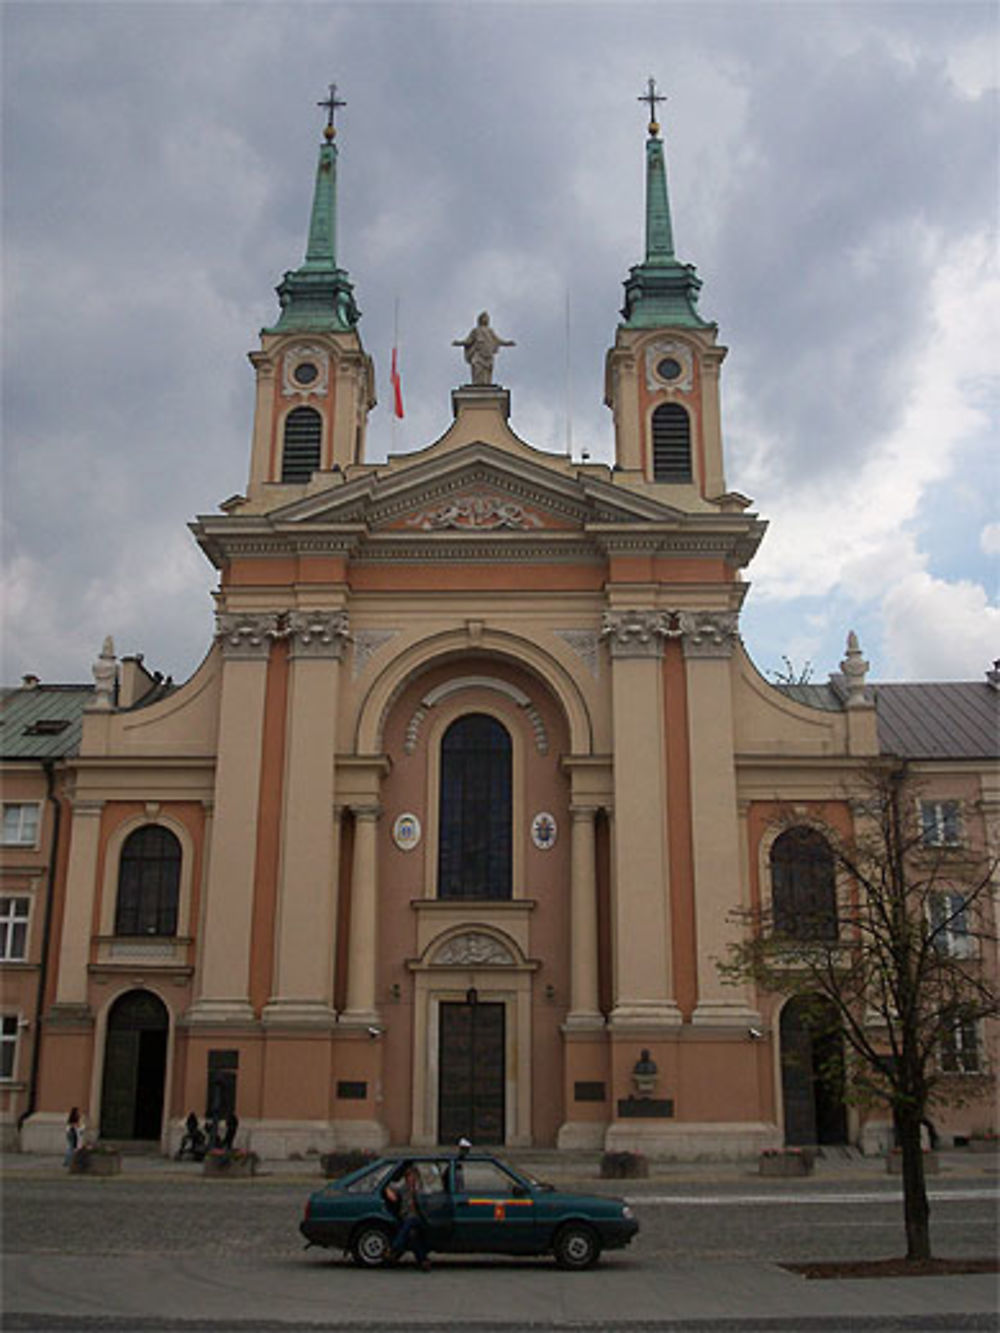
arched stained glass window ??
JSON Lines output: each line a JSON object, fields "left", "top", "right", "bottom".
{"left": 651, "top": 403, "right": 692, "bottom": 482}
{"left": 438, "top": 714, "right": 512, "bottom": 900}
{"left": 771, "top": 827, "right": 837, "bottom": 942}
{"left": 281, "top": 406, "right": 322, "bottom": 482}
{"left": 115, "top": 826, "right": 181, "bottom": 936}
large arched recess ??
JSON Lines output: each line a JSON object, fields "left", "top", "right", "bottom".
{"left": 354, "top": 627, "right": 594, "bottom": 757}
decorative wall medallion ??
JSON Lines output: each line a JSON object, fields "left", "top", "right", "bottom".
{"left": 645, "top": 340, "right": 694, "bottom": 394}
{"left": 393, "top": 813, "right": 421, "bottom": 851}
{"left": 404, "top": 493, "right": 544, "bottom": 531}
{"left": 531, "top": 812, "right": 558, "bottom": 850}
{"left": 281, "top": 345, "right": 329, "bottom": 398}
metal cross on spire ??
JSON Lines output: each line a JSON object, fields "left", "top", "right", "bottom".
{"left": 638, "top": 76, "right": 665, "bottom": 135}
{"left": 318, "top": 83, "right": 346, "bottom": 140}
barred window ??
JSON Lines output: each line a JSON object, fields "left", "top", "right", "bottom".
{"left": 115, "top": 826, "right": 181, "bottom": 937}
{"left": 438, "top": 714, "right": 512, "bottom": 901}
{"left": 771, "top": 827, "right": 838, "bottom": 942}
{"left": 281, "top": 407, "right": 322, "bottom": 482}
{"left": 651, "top": 403, "right": 692, "bottom": 482}
{"left": 0, "top": 897, "right": 30, "bottom": 961}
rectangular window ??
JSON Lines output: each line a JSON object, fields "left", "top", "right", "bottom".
{"left": 920, "top": 800, "right": 961, "bottom": 847}
{"left": 929, "top": 891, "right": 973, "bottom": 958}
{"left": 0, "top": 1016, "right": 17, "bottom": 1080}
{"left": 2, "top": 804, "right": 41, "bottom": 847}
{"left": 940, "top": 1011, "right": 980, "bottom": 1074}
{"left": 0, "top": 897, "right": 30, "bottom": 961}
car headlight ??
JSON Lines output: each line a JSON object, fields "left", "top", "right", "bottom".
{"left": 621, "top": 1204, "right": 634, "bottom": 1220}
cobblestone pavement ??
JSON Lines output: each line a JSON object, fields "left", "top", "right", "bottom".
{"left": 3, "top": 1153, "right": 997, "bottom": 1332}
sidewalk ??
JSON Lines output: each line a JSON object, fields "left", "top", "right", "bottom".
{"left": 3, "top": 1144, "right": 998, "bottom": 1186}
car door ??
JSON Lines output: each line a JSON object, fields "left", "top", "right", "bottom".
{"left": 449, "top": 1157, "right": 537, "bottom": 1254}
{"left": 415, "top": 1159, "right": 455, "bottom": 1251}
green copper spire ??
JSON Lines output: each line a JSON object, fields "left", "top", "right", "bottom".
{"left": 622, "top": 79, "right": 709, "bottom": 329}
{"left": 267, "top": 85, "right": 360, "bottom": 334}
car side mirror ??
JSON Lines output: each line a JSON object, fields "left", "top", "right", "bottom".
{"left": 511, "top": 1183, "right": 528, "bottom": 1197}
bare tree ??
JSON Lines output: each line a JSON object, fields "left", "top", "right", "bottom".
{"left": 721, "top": 761, "right": 998, "bottom": 1262}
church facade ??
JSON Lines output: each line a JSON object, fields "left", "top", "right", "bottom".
{"left": 7, "top": 97, "right": 997, "bottom": 1158}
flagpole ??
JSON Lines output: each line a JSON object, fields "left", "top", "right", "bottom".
{"left": 391, "top": 297, "right": 400, "bottom": 455}
{"left": 565, "top": 289, "right": 573, "bottom": 458}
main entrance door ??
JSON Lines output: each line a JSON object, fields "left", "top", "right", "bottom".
{"left": 100, "top": 989, "right": 168, "bottom": 1141}
{"left": 438, "top": 1000, "right": 505, "bottom": 1145}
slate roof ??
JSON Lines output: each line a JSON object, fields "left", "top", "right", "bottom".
{"left": 0, "top": 685, "right": 93, "bottom": 760}
{"left": 873, "top": 682, "right": 999, "bottom": 761}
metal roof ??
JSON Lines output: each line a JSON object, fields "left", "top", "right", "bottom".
{"left": 874, "top": 682, "right": 999, "bottom": 761}
{"left": 0, "top": 685, "right": 93, "bottom": 760}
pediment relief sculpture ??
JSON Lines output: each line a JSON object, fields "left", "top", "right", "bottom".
{"left": 432, "top": 931, "right": 516, "bottom": 967}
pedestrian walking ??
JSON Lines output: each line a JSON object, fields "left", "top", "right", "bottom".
{"left": 64, "top": 1107, "right": 84, "bottom": 1166}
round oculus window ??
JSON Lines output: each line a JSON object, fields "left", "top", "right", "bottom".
{"left": 293, "top": 361, "right": 319, "bottom": 386}
{"left": 656, "top": 357, "right": 683, "bottom": 382}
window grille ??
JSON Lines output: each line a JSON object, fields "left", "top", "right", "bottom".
{"left": 281, "top": 407, "right": 322, "bottom": 482}
{"left": 651, "top": 403, "right": 692, "bottom": 482}
{"left": 115, "top": 826, "right": 181, "bottom": 937}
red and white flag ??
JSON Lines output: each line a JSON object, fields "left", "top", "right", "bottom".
{"left": 391, "top": 345, "right": 404, "bottom": 419}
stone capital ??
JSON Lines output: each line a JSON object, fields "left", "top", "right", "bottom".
{"left": 679, "top": 610, "right": 739, "bottom": 659}
{"left": 287, "top": 609, "right": 351, "bottom": 660}
{"left": 601, "top": 609, "right": 676, "bottom": 659}
{"left": 215, "top": 611, "right": 284, "bottom": 659}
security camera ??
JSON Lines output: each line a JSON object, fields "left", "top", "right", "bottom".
{"left": 748, "top": 1026, "right": 764, "bottom": 1040}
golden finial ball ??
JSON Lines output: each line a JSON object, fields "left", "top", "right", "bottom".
{"left": 649, "top": 120, "right": 660, "bottom": 136}
{"left": 324, "top": 125, "right": 336, "bottom": 141}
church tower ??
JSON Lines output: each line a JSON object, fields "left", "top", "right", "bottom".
{"left": 605, "top": 80, "right": 729, "bottom": 504}
{"left": 244, "top": 87, "right": 375, "bottom": 502}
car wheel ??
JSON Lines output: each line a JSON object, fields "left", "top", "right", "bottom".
{"left": 350, "top": 1222, "right": 392, "bottom": 1267}
{"left": 553, "top": 1222, "right": 600, "bottom": 1270}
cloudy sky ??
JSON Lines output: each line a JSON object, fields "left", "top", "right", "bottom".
{"left": 3, "top": 1, "right": 997, "bottom": 689}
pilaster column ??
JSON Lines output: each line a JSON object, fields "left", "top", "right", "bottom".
{"left": 187, "top": 612, "right": 280, "bottom": 1026}
{"left": 263, "top": 610, "right": 350, "bottom": 1029}
{"left": 680, "top": 612, "right": 759, "bottom": 1025}
{"left": 341, "top": 804, "right": 381, "bottom": 1026}
{"left": 601, "top": 610, "right": 682, "bottom": 1028}
{"left": 51, "top": 800, "right": 104, "bottom": 1013}
{"left": 566, "top": 805, "right": 603, "bottom": 1028}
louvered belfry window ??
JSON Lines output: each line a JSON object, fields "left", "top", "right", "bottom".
{"left": 281, "top": 407, "right": 322, "bottom": 482}
{"left": 651, "top": 403, "right": 692, "bottom": 482}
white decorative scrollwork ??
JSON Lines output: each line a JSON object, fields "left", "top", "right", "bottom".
{"left": 286, "top": 609, "right": 351, "bottom": 659}
{"left": 281, "top": 345, "right": 329, "bottom": 398}
{"left": 352, "top": 629, "right": 398, "bottom": 680}
{"left": 645, "top": 339, "right": 694, "bottom": 394}
{"left": 215, "top": 612, "right": 284, "bottom": 659}
{"left": 432, "top": 932, "right": 516, "bottom": 967}
{"left": 405, "top": 494, "right": 544, "bottom": 531}
{"left": 678, "top": 610, "right": 739, "bottom": 658}
{"left": 601, "top": 609, "right": 679, "bottom": 659}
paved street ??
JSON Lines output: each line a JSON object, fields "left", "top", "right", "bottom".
{"left": 2, "top": 1151, "right": 997, "bottom": 1331}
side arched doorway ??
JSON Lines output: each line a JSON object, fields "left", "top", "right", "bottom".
{"left": 100, "top": 989, "right": 169, "bottom": 1142}
{"left": 780, "top": 996, "right": 847, "bottom": 1146}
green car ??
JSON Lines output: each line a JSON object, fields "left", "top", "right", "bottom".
{"left": 300, "top": 1151, "right": 638, "bottom": 1269}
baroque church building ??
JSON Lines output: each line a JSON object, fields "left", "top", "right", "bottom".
{"left": 6, "top": 95, "right": 997, "bottom": 1159}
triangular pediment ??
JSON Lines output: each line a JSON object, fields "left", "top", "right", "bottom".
{"left": 265, "top": 442, "right": 691, "bottom": 534}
